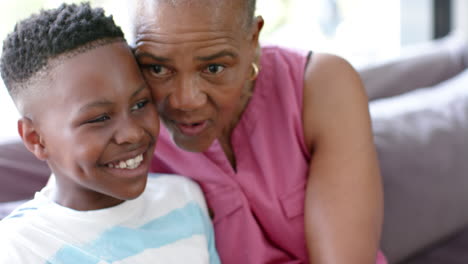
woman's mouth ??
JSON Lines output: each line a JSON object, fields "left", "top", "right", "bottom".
{"left": 176, "top": 120, "right": 208, "bottom": 136}
{"left": 106, "top": 154, "right": 144, "bottom": 170}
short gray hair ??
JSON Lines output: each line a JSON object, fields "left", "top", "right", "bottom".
{"left": 246, "top": 0, "right": 257, "bottom": 26}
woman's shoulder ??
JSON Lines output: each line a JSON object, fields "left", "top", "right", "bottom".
{"left": 257, "top": 45, "right": 310, "bottom": 97}
{"left": 259, "top": 47, "right": 360, "bottom": 94}
{"left": 259, "top": 46, "right": 356, "bottom": 79}
{"left": 306, "top": 52, "right": 357, "bottom": 76}
{"left": 260, "top": 45, "right": 310, "bottom": 64}
{"left": 304, "top": 53, "right": 365, "bottom": 102}
{"left": 302, "top": 53, "right": 369, "bottom": 148}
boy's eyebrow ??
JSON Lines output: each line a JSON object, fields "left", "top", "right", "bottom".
{"left": 78, "top": 83, "right": 147, "bottom": 113}
{"left": 131, "top": 83, "right": 147, "bottom": 98}
{"left": 79, "top": 101, "right": 113, "bottom": 113}
{"left": 195, "top": 50, "right": 238, "bottom": 61}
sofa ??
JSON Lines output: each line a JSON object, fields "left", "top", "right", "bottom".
{"left": 361, "top": 34, "right": 468, "bottom": 263}
{"left": 1, "top": 35, "right": 467, "bottom": 264}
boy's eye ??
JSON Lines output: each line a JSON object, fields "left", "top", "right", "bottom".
{"left": 87, "top": 115, "right": 110, "bottom": 124}
{"left": 131, "top": 99, "right": 149, "bottom": 111}
{"left": 203, "top": 64, "right": 225, "bottom": 74}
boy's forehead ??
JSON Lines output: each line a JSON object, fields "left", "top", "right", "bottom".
{"left": 20, "top": 41, "right": 135, "bottom": 118}
{"left": 48, "top": 39, "right": 127, "bottom": 73}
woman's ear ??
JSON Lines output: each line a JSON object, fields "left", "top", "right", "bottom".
{"left": 18, "top": 117, "right": 48, "bottom": 161}
{"left": 250, "top": 16, "right": 264, "bottom": 63}
{"left": 251, "top": 15, "right": 264, "bottom": 45}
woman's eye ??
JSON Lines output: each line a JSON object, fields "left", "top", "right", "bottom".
{"left": 203, "top": 64, "right": 225, "bottom": 74}
{"left": 87, "top": 115, "right": 110, "bottom": 124}
{"left": 149, "top": 65, "right": 171, "bottom": 76}
{"left": 131, "top": 99, "right": 149, "bottom": 111}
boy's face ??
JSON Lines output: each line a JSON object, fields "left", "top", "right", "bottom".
{"left": 30, "top": 42, "right": 159, "bottom": 210}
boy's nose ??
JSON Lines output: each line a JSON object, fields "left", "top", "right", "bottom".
{"left": 114, "top": 117, "right": 144, "bottom": 145}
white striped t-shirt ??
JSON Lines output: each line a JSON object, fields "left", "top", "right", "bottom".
{"left": 0, "top": 174, "right": 220, "bottom": 264}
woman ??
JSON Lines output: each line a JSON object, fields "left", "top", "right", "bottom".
{"left": 131, "top": 0, "right": 386, "bottom": 263}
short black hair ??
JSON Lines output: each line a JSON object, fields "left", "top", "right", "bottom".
{"left": 0, "top": 2, "right": 124, "bottom": 99}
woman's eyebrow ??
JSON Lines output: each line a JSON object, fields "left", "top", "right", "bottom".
{"left": 195, "top": 50, "right": 238, "bottom": 61}
{"left": 135, "top": 52, "right": 171, "bottom": 62}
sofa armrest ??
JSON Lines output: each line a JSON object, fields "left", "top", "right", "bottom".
{"left": 359, "top": 34, "right": 468, "bottom": 101}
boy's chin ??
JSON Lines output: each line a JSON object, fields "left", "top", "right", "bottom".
{"left": 118, "top": 176, "right": 148, "bottom": 201}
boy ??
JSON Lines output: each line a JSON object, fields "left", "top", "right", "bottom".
{"left": 0, "top": 3, "right": 219, "bottom": 263}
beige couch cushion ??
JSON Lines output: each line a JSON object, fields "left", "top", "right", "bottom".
{"left": 371, "top": 69, "right": 468, "bottom": 263}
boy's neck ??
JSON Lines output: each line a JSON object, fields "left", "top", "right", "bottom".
{"left": 50, "top": 174, "right": 124, "bottom": 211}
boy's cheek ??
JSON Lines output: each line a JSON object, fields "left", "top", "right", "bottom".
{"left": 146, "top": 108, "right": 160, "bottom": 138}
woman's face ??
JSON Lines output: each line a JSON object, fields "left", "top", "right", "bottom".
{"left": 133, "top": 0, "right": 262, "bottom": 152}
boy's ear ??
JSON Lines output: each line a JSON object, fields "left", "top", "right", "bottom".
{"left": 18, "top": 118, "right": 48, "bottom": 161}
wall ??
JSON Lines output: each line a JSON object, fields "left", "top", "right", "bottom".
{"left": 400, "top": 0, "right": 433, "bottom": 46}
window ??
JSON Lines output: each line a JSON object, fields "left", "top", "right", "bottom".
{"left": 0, "top": 0, "right": 460, "bottom": 143}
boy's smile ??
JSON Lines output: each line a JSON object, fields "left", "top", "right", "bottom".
{"left": 28, "top": 42, "right": 159, "bottom": 211}
{"left": 105, "top": 153, "right": 144, "bottom": 169}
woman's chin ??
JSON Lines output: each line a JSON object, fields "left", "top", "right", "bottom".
{"left": 172, "top": 134, "right": 214, "bottom": 153}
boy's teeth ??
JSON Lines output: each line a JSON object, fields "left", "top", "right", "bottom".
{"left": 108, "top": 154, "right": 144, "bottom": 169}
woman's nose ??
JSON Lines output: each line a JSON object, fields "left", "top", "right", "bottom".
{"left": 169, "top": 76, "right": 207, "bottom": 111}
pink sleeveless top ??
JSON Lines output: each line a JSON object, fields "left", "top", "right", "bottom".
{"left": 151, "top": 46, "right": 387, "bottom": 264}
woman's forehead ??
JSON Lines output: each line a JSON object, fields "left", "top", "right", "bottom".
{"left": 132, "top": 0, "right": 248, "bottom": 30}
{"left": 134, "top": 0, "right": 246, "bottom": 9}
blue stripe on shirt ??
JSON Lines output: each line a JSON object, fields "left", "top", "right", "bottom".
{"left": 4, "top": 208, "right": 37, "bottom": 220}
{"left": 46, "top": 202, "right": 219, "bottom": 264}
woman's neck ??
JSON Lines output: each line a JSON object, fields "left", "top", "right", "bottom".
{"left": 219, "top": 136, "right": 237, "bottom": 169}
{"left": 218, "top": 80, "right": 256, "bottom": 169}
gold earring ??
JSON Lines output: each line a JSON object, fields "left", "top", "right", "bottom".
{"left": 249, "top": 62, "right": 259, "bottom": 81}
